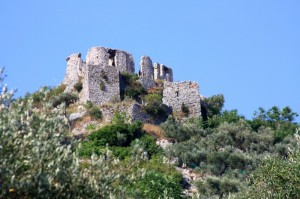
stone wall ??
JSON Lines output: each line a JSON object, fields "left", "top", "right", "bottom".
{"left": 101, "top": 102, "right": 154, "bottom": 124}
{"left": 163, "top": 81, "right": 201, "bottom": 118}
{"left": 82, "top": 64, "right": 121, "bottom": 105}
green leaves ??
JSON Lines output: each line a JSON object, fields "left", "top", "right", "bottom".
{"left": 243, "top": 152, "right": 300, "bottom": 198}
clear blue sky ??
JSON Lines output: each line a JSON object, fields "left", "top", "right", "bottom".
{"left": 1, "top": 1, "right": 299, "bottom": 122}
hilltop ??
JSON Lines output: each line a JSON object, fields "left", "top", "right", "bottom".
{"left": 0, "top": 45, "right": 299, "bottom": 198}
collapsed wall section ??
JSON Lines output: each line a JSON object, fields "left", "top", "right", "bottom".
{"left": 163, "top": 81, "right": 201, "bottom": 118}
{"left": 85, "top": 46, "right": 135, "bottom": 74}
{"left": 154, "top": 63, "right": 173, "bottom": 82}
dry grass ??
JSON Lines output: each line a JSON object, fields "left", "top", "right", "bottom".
{"left": 143, "top": 123, "right": 165, "bottom": 139}
{"left": 72, "top": 115, "right": 92, "bottom": 129}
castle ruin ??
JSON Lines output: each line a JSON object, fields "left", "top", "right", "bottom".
{"left": 63, "top": 46, "right": 202, "bottom": 120}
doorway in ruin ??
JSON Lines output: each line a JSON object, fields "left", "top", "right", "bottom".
{"left": 108, "top": 49, "right": 116, "bottom": 67}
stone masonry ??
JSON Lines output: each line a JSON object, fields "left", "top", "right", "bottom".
{"left": 63, "top": 46, "right": 202, "bottom": 120}
{"left": 163, "top": 81, "right": 201, "bottom": 118}
{"left": 63, "top": 53, "right": 85, "bottom": 92}
{"left": 154, "top": 63, "right": 173, "bottom": 82}
{"left": 81, "top": 47, "right": 135, "bottom": 104}
{"left": 138, "top": 56, "right": 156, "bottom": 89}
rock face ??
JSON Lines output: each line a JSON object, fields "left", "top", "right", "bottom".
{"left": 163, "top": 81, "right": 201, "bottom": 118}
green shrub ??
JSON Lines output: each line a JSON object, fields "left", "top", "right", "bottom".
{"left": 84, "top": 101, "right": 103, "bottom": 120}
{"left": 80, "top": 120, "right": 144, "bottom": 157}
{"left": 89, "top": 106, "right": 102, "bottom": 120}
{"left": 127, "top": 171, "right": 183, "bottom": 199}
{"left": 143, "top": 93, "right": 167, "bottom": 119}
{"left": 52, "top": 92, "right": 79, "bottom": 107}
{"left": 0, "top": 87, "right": 143, "bottom": 198}
{"left": 121, "top": 72, "right": 147, "bottom": 101}
{"left": 74, "top": 80, "right": 83, "bottom": 92}
{"left": 135, "top": 135, "right": 162, "bottom": 158}
{"left": 196, "top": 176, "right": 239, "bottom": 198}
{"left": 85, "top": 123, "right": 96, "bottom": 130}
{"left": 242, "top": 152, "right": 300, "bottom": 199}
{"left": 161, "top": 116, "right": 202, "bottom": 142}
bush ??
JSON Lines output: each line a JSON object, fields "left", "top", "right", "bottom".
{"left": 0, "top": 87, "right": 142, "bottom": 198}
{"left": 203, "top": 94, "right": 225, "bottom": 118}
{"left": 242, "top": 152, "right": 300, "bottom": 199}
{"left": 127, "top": 171, "right": 183, "bottom": 199}
{"left": 143, "top": 93, "right": 166, "bottom": 119}
{"left": 196, "top": 176, "right": 239, "bottom": 198}
{"left": 52, "top": 92, "right": 79, "bottom": 107}
{"left": 121, "top": 72, "right": 147, "bottom": 101}
{"left": 80, "top": 120, "right": 144, "bottom": 157}
{"left": 84, "top": 101, "right": 103, "bottom": 120}
{"left": 135, "top": 134, "right": 162, "bottom": 158}
{"left": 74, "top": 80, "right": 83, "bottom": 92}
{"left": 161, "top": 116, "right": 202, "bottom": 142}
{"left": 89, "top": 106, "right": 102, "bottom": 120}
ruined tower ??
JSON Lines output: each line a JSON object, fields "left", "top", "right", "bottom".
{"left": 81, "top": 47, "right": 135, "bottom": 104}
{"left": 139, "top": 56, "right": 156, "bottom": 89}
{"left": 63, "top": 53, "right": 85, "bottom": 92}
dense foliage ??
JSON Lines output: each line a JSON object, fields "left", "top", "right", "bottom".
{"left": 121, "top": 72, "right": 147, "bottom": 101}
{"left": 84, "top": 101, "right": 103, "bottom": 120}
{"left": 0, "top": 69, "right": 184, "bottom": 199}
{"left": 162, "top": 94, "right": 300, "bottom": 198}
{"left": 1, "top": 68, "right": 299, "bottom": 198}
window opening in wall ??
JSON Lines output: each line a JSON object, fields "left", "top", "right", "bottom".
{"left": 175, "top": 91, "right": 179, "bottom": 97}
{"left": 108, "top": 49, "right": 116, "bottom": 67}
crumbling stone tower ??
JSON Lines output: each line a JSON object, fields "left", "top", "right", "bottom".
{"left": 81, "top": 47, "right": 135, "bottom": 104}
{"left": 63, "top": 53, "right": 85, "bottom": 92}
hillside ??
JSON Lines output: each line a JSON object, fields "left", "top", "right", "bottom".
{"left": 0, "top": 46, "right": 300, "bottom": 199}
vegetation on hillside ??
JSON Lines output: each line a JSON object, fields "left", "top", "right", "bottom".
{"left": 162, "top": 94, "right": 300, "bottom": 198}
{"left": 1, "top": 68, "right": 299, "bottom": 198}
